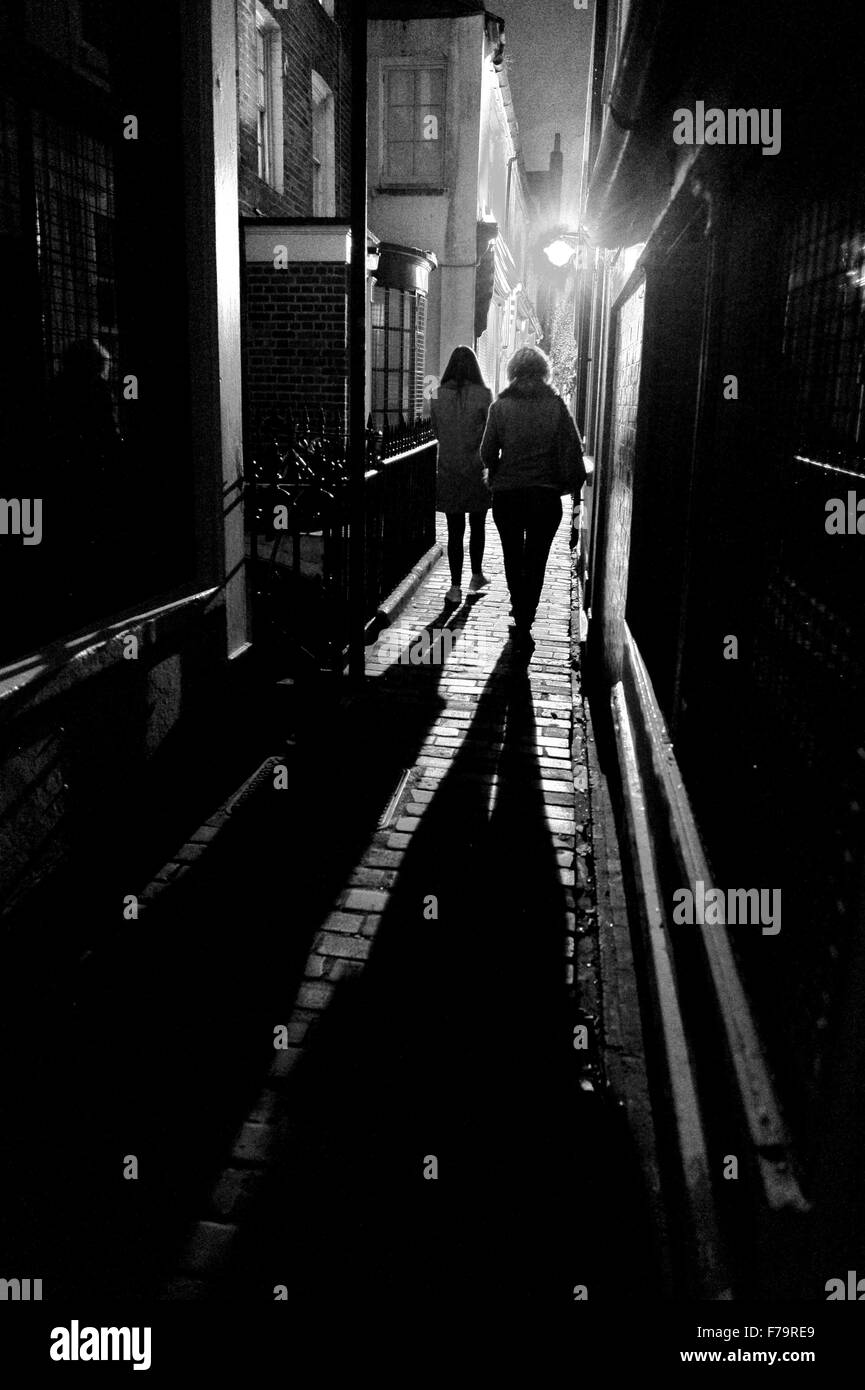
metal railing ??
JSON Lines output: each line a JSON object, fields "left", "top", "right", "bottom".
{"left": 610, "top": 624, "right": 812, "bottom": 1299}
{"left": 246, "top": 407, "right": 437, "bottom": 676}
{"left": 364, "top": 416, "right": 437, "bottom": 617}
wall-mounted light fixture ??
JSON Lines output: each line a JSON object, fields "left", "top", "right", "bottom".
{"left": 543, "top": 229, "right": 587, "bottom": 268}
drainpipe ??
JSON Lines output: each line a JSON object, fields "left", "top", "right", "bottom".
{"left": 348, "top": 7, "right": 367, "bottom": 682}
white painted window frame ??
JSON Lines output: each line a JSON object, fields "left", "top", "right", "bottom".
{"left": 378, "top": 56, "right": 447, "bottom": 191}
{"left": 255, "top": 4, "right": 283, "bottom": 194}
{"left": 311, "top": 69, "right": 336, "bottom": 217}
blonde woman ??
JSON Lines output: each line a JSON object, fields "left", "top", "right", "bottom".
{"left": 481, "top": 346, "right": 584, "bottom": 653}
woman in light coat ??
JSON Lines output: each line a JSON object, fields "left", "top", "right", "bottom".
{"left": 430, "top": 345, "right": 493, "bottom": 604}
{"left": 481, "top": 345, "right": 585, "bottom": 653}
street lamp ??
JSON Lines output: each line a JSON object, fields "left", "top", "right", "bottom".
{"left": 543, "top": 230, "right": 587, "bottom": 269}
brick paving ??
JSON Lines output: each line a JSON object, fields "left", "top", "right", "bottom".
{"left": 0, "top": 502, "right": 655, "bottom": 1309}
{"left": 155, "top": 501, "right": 656, "bottom": 1308}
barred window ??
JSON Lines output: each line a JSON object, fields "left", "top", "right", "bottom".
{"left": 371, "top": 286, "right": 427, "bottom": 429}
{"left": 783, "top": 186, "right": 865, "bottom": 474}
{"left": 0, "top": 0, "right": 195, "bottom": 670}
{"left": 31, "top": 109, "right": 118, "bottom": 385}
{"left": 0, "top": 94, "right": 21, "bottom": 237}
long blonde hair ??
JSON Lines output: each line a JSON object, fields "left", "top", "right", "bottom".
{"left": 506, "top": 345, "right": 552, "bottom": 384}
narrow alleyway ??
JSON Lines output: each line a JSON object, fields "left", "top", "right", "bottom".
{"left": 167, "top": 503, "right": 655, "bottom": 1307}
{"left": 0, "top": 504, "right": 655, "bottom": 1311}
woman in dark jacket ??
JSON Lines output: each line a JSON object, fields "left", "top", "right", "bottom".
{"left": 430, "top": 345, "right": 493, "bottom": 604}
{"left": 480, "top": 345, "right": 585, "bottom": 653}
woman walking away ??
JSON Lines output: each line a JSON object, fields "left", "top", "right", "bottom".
{"left": 481, "top": 346, "right": 585, "bottom": 656}
{"left": 431, "top": 345, "right": 493, "bottom": 604}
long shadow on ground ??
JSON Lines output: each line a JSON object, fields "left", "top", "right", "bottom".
{"left": 0, "top": 601, "right": 656, "bottom": 1306}
{"left": 225, "top": 648, "right": 657, "bottom": 1310}
{"left": 0, "top": 604, "right": 464, "bottom": 1299}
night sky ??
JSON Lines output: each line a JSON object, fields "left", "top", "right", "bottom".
{"left": 493, "top": 0, "right": 594, "bottom": 228}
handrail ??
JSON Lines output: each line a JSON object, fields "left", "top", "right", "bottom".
{"left": 624, "top": 633, "right": 807, "bottom": 1184}
{"left": 249, "top": 407, "right": 437, "bottom": 674}
{"left": 612, "top": 679, "right": 733, "bottom": 1299}
{"left": 618, "top": 623, "right": 812, "bottom": 1295}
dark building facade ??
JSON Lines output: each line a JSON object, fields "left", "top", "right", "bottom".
{"left": 0, "top": 1, "right": 196, "bottom": 664}
{"left": 237, "top": 0, "right": 352, "bottom": 221}
{"left": 577, "top": 0, "right": 865, "bottom": 1297}
{"left": 0, "top": 2, "right": 248, "bottom": 922}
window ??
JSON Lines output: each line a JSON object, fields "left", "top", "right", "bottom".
{"left": 783, "top": 189, "right": 865, "bottom": 473}
{"left": 0, "top": 2, "right": 197, "bottom": 667}
{"left": 317, "top": 0, "right": 335, "bottom": 15}
{"left": 371, "top": 286, "right": 427, "bottom": 429}
{"left": 311, "top": 71, "right": 335, "bottom": 216}
{"left": 255, "top": 6, "right": 283, "bottom": 191}
{"left": 0, "top": 93, "right": 21, "bottom": 238}
{"left": 382, "top": 64, "right": 445, "bottom": 188}
{"left": 32, "top": 110, "right": 119, "bottom": 383}
{"left": 256, "top": 28, "right": 270, "bottom": 182}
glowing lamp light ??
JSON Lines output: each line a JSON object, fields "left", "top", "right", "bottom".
{"left": 544, "top": 238, "right": 576, "bottom": 267}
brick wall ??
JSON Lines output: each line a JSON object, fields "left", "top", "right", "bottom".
{"left": 243, "top": 261, "right": 349, "bottom": 420}
{"left": 237, "top": 0, "right": 352, "bottom": 218}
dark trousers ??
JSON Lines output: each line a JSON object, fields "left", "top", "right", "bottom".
{"left": 445, "top": 510, "right": 487, "bottom": 586}
{"left": 492, "top": 488, "right": 562, "bottom": 628}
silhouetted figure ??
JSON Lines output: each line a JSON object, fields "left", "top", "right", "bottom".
{"left": 43, "top": 338, "right": 125, "bottom": 628}
{"left": 481, "top": 345, "right": 584, "bottom": 655}
{"left": 430, "top": 345, "right": 492, "bottom": 605}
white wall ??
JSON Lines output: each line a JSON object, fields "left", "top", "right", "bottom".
{"left": 368, "top": 16, "right": 484, "bottom": 389}
{"left": 477, "top": 57, "right": 541, "bottom": 394}
{"left": 367, "top": 16, "right": 541, "bottom": 400}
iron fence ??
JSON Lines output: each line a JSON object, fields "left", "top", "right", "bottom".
{"left": 247, "top": 407, "right": 437, "bottom": 675}
{"left": 365, "top": 416, "right": 437, "bottom": 616}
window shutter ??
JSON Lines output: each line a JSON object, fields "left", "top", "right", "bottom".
{"left": 413, "top": 292, "right": 427, "bottom": 419}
